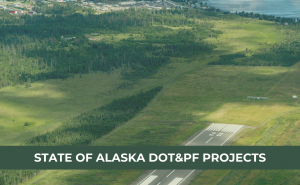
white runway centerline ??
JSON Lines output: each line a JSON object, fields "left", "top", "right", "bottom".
{"left": 166, "top": 170, "right": 176, "bottom": 177}
{"left": 206, "top": 137, "right": 213, "bottom": 143}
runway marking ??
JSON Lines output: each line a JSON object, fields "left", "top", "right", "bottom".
{"left": 217, "top": 133, "right": 223, "bottom": 136}
{"left": 177, "top": 170, "right": 195, "bottom": 185}
{"left": 137, "top": 124, "right": 244, "bottom": 185}
{"left": 206, "top": 137, "right": 213, "bottom": 144}
{"left": 166, "top": 170, "right": 176, "bottom": 177}
{"left": 138, "top": 170, "right": 156, "bottom": 185}
{"left": 206, "top": 123, "right": 226, "bottom": 131}
{"left": 168, "top": 177, "right": 183, "bottom": 185}
{"left": 157, "top": 182, "right": 161, "bottom": 185}
{"left": 140, "top": 175, "right": 158, "bottom": 185}
{"left": 180, "top": 124, "right": 244, "bottom": 185}
{"left": 220, "top": 124, "right": 243, "bottom": 133}
{"left": 220, "top": 126, "right": 243, "bottom": 146}
{"left": 185, "top": 129, "right": 206, "bottom": 146}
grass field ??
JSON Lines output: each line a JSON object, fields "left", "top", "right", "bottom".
{"left": 216, "top": 110, "right": 300, "bottom": 185}
{"left": 4, "top": 15, "right": 300, "bottom": 185}
{"left": 0, "top": 61, "right": 185, "bottom": 146}
{"left": 203, "top": 102, "right": 295, "bottom": 126}
{"left": 22, "top": 62, "right": 299, "bottom": 184}
{"left": 190, "top": 63, "right": 300, "bottom": 184}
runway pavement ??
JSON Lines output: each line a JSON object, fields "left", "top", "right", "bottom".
{"left": 131, "top": 123, "right": 244, "bottom": 185}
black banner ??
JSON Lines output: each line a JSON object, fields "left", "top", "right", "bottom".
{"left": 0, "top": 146, "right": 299, "bottom": 169}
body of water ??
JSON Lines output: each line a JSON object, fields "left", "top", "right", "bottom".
{"left": 204, "top": 0, "right": 300, "bottom": 18}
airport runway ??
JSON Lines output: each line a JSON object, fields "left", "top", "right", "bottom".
{"left": 131, "top": 123, "right": 244, "bottom": 185}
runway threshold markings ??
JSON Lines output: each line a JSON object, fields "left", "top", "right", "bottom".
{"left": 167, "top": 177, "right": 183, "bottom": 185}
{"left": 137, "top": 170, "right": 156, "bottom": 185}
{"left": 140, "top": 175, "right": 158, "bottom": 185}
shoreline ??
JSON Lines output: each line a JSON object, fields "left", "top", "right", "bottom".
{"left": 201, "top": 1, "right": 299, "bottom": 19}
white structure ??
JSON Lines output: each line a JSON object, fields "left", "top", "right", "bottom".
{"left": 293, "top": 95, "right": 297, "bottom": 98}
{"left": 119, "top": 1, "right": 136, "bottom": 5}
{"left": 194, "top": 3, "right": 201, "bottom": 8}
{"left": 247, "top": 96, "right": 269, "bottom": 100}
{"left": 284, "top": 22, "right": 288, "bottom": 26}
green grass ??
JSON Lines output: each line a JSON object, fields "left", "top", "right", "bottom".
{"left": 6, "top": 16, "right": 300, "bottom": 185}
{"left": 207, "top": 19, "right": 285, "bottom": 54}
{"left": 203, "top": 102, "right": 295, "bottom": 126}
{"left": 22, "top": 61, "right": 300, "bottom": 185}
{"left": 190, "top": 64, "right": 300, "bottom": 184}
{"left": 190, "top": 170, "right": 231, "bottom": 185}
{"left": 0, "top": 61, "right": 185, "bottom": 146}
{"left": 23, "top": 170, "right": 144, "bottom": 185}
{"left": 216, "top": 110, "right": 300, "bottom": 185}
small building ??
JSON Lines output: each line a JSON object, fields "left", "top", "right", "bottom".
{"left": 293, "top": 95, "right": 297, "bottom": 98}
{"left": 284, "top": 22, "right": 288, "bottom": 26}
{"left": 119, "top": 1, "right": 136, "bottom": 5}
{"left": 194, "top": 3, "right": 201, "bottom": 8}
{"left": 64, "top": 37, "right": 73, "bottom": 41}
{"left": 9, "top": 10, "right": 18, "bottom": 14}
{"left": 247, "top": 96, "right": 269, "bottom": 100}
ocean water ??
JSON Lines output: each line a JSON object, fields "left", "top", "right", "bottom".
{"left": 203, "top": 0, "right": 300, "bottom": 18}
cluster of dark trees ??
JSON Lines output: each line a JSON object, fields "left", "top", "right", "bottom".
{"left": 0, "top": 7, "right": 216, "bottom": 88}
{"left": 27, "top": 86, "right": 162, "bottom": 146}
{"left": 208, "top": 41, "right": 300, "bottom": 66}
{"left": 207, "top": 53, "right": 246, "bottom": 66}
{"left": 236, "top": 11, "right": 299, "bottom": 24}
{"left": 0, "top": 86, "right": 162, "bottom": 184}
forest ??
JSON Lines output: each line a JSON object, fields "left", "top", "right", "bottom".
{"left": 235, "top": 10, "right": 299, "bottom": 24}
{"left": 0, "top": 4, "right": 217, "bottom": 87}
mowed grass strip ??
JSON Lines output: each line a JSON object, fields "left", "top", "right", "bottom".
{"left": 190, "top": 170, "right": 231, "bottom": 185}
{"left": 25, "top": 169, "right": 144, "bottom": 185}
{"left": 203, "top": 102, "right": 295, "bottom": 127}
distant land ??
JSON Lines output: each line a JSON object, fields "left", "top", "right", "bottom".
{"left": 204, "top": 0, "right": 300, "bottom": 18}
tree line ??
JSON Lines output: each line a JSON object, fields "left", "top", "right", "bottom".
{"left": 0, "top": 86, "right": 162, "bottom": 184}
{"left": 208, "top": 41, "right": 300, "bottom": 67}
